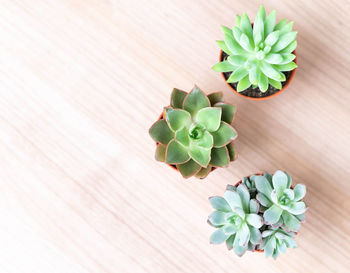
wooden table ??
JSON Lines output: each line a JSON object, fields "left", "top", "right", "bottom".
{"left": 0, "top": 1, "right": 349, "bottom": 272}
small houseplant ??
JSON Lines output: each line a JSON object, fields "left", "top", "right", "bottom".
{"left": 149, "top": 86, "right": 238, "bottom": 179}
{"left": 212, "top": 6, "right": 297, "bottom": 100}
{"left": 208, "top": 171, "right": 307, "bottom": 258}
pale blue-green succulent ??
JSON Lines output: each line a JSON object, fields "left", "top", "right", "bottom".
{"left": 208, "top": 183, "right": 263, "bottom": 256}
{"left": 254, "top": 171, "right": 307, "bottom": 232}
{"left": 149, "top": 86, "right": 237, "bottom": 179}
{"left": 208, "top": 171, "right": 306, "bottom": 258}
{"left": 212, "top": 5, "right": 297, "bottom": 93}
{"left": 261, "top": 228, "right": 297, "bottom": 259}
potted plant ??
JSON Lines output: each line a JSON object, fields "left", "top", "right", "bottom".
{"left": 208, "top": 170, "right": 307, "bottom": 258}
{"left": 149, "top": 86, "right": 238, "bottom": 179}
{"left": 212, "top": 6, "right": 297, "bottom": 100}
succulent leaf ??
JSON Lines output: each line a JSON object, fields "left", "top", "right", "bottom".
{"left": 149, "top": 119, "right": 174, "bottom": 144}
{"left": 177, "top": 160, "right": 201, "bottom": 178}
{"left": 175, "top": 127, "right": 190, "bottom": 147}
{"left": 213, "top": 5, "right": 297, "bottom": 92}
{"left": 195, "top": 166, "right": 212, "bottom": 179}
{"left": 183, "top": 86, "right": 210, "bottom": 117}
{"left": 165, "top": 140, "right": 190, "bottom": 164}
{"left": 207, "top": 91, "right": 224, "bottom": 105}
{"left": 165, "top": 108, "right": 191, "bottom": 132}
{"left": 226, "top": 142, "right": 237, "bottom": 161}
{"left": 209, "top": 196, "right": 231, "bottom": 212}
{"left": 262, "top": 228, "right": 297, "bottom": 259}
{"left": 155, "top": 144, "right": 167, "bottom": 162}
{"left": 170, "top": 88, "right": 187, "bottom": 109}
{"left": 195, "top": 107, "right": 222, "bottom": 132}
{"left": 211, "top": 121, "right": 237, "bottom": 147}
{"left": 189, "top": 144, "right": 211, "bottom": 167}
{"left": 210, "top": 146, "right": 230, "bottom": 167}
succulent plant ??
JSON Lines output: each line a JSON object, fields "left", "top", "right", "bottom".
{"left": 208, "top": 184, "right": 263, "bottom": 256}
{"left": 149, "top": 86, "right": 237, "bottom": 179}
{"left": 212, "top": 5, "right": 297, "bottom": 92}
{"left": 254, "top": 171, "right": 307, "bottom": 232}
{"left": 261, "top": 228, "right": 297, "bottom": 259}
{"left": 208, "top": 171, "right": 306, "bottom": 258}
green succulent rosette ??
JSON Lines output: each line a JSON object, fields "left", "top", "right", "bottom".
{"left": 213, "top": 5, "right": 297, "bottom": 93}
{"left": 208, "top": 171, "right": 307, "bottom": 259}
{"left": 149, "top": 86, "right": 237, "bottom": 178}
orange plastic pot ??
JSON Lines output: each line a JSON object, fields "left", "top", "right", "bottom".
{"left": 219, "top": 50, "right": 297, "bottom": 101}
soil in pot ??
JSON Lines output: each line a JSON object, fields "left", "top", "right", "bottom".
{"left": 221, "top": 51, "right": 293, "bottom": 99}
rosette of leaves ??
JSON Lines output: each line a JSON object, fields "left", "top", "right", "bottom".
{"left": 149, "top": 86, "right": 237, "bottom": 179}
{"left": 261, "top": 228, "right": 297, "bottom": 259}
{"left": 254, "top": 171, "right": 307, "bottom": 232}
{"left": 208, "top": 184, "right": 263, "bottom": 256}
{"left": 212, "top": 5, "right": 297, "bottom": 92}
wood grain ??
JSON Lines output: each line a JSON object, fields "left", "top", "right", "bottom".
{"left": 0, "top": 0, "right": 350, "bottom": 272}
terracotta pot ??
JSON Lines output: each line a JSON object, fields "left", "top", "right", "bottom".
{"left": 233, "top": 172, "right": 298, "bottom": 253}
{"left": 219, "top": 50, "right": 297, "bottom": 101}
{"left": 155, "top": 112, "right": 216, "bottom": 176}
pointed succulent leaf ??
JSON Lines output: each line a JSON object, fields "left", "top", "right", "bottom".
{"left": 237, "top": 75, "right": 252, "bottom": 92}
{"left": 210, "top": 146, "right": 230, "bottom": 167}
{"left": 249, "top": 199, "right": 260, "bottom": 214}
{"left": 260, "top": 61, "right": 284, "bottom": 81}
{"left": 216, "top": 40, "right": 232, "bottom": 55}
{"left": 195, "top": 107, "right": 222, "bottom": 132}
{"left": 165, "top": 140, "right": 190, "bottom": 164}
{"left": 170, "top": 88, "right": 187, "bottom": 109}
{"left": 272, "top": 31, "right": 297, "bottom": 52}
{"left": 165, "top": 108, "right": 191, "bottom": 132}
{"left": 264, "top": 237, "right": 276, "bottom": 258}
{"left": 223, "top": 34, "right": 245, "bottom": 55}
{"left": 207, "top": 92, "right": 224, "bottom": 105}
{"left": 265, "top": 30, "right": 280, "bottom": 46}
{"left": 279, "top": 21, "right": 294, "bottom": 35}
{"left": 255, "top": 175, "right": 273, "bottom": 198}
{"left": 268, "top": 78, "right": 282, "bottom": 90}
{"left": 226, "top": 235, "right": 235, "bottom": 250}
{"left": 240, "top": 13, "right": 253, "bottom": 37}
{"left": 212, "top": 61, "right": 237, "bottom": 72}
{"left": 258, "top": 71, "right": 268, "bottom": 92}
{"left": 253, "top": 6, "right": 265, "bottom": 44}
{"left": 287, "top": 202, "right": 307, "bottom": 215}
{"left": 226, "top": 142, "right": 237, "bottom": 161}
{"left": 249, "top": 226, "right": 262, "bottom": 244}
{"left": 264, "top": 53, "right": 283, "bottom": 64}
{"left": 183, "top": 86, "right": 210, "bottom": 117}
{"left": 227, "top": 55, "right": 246, "bottom": 66}
{"left": 209, "top": 196, "right": 231, "bottom": 212}
{"left": 211, "top": 121, "right": 237, "bottom": 147}
{"left": 238, "top": 222, "right": 250, "bottom": 246}
{"left": 296, "top": 213, "right": 306, "bottom": 222}
{"left": 246, "top": 214, "right": 263, "bottom": 228}
{"left": 208, "top": 211, "right": 227, "bottom": 226}
{"left": 188, "top": 144, "right": 211, "bottom": 167}
{"left": 278, "top": 40, "right": 297, "bottom": 54}
{"left": 239, "top": 33, "right": 253, "bottom": 52}
{"left": 264, "top": 204, "right": 283, "bottom": 224}
{"left": 210, "top": 228, "right": 230, "bottom": 244}
{"left": 280, "top": 53, "right": 296, "bottom": 64}
{"left": 272, "top": 170, "right": 289, "bottom": 196}
{"left": 256, "top": 192, "right": 272, "bottom": 207}
{"left": 282, "top": 211, "right": 300, "bottom": 232}
{"left": 155, "top": 144, "right": 167, "bottom": 162}
{"left": 249, "top": 66, "right": 258, "bottom": 85}
{"left": 236, "top": 184, "right": 250, "bottom": 212}
{"left": 175, "top": 127, "right": 190, "bottom": 147}
{"left": 224, "top": 190, "right": 242, "bottom": 210}
{"left": 264, "top": 10, "right": 276, "bottom": 36}
{"left": 221, "top": 25, "right": 233, "bottom": 35}
{"left": 149, "top": 119, "right": 174, "bottom": 144}
{"left": 227, "top": 66, "right": 249, "bottom": 83}
{"left": 275, "top": 62, "right": 297, "bottom": 71}
{"left": 177, "top": 159, "right": 201, "bottom": 178}
{"left": 232, "top": 26, "right": 242, "bottom": 42}
{"left": 195, "top": 166, "right": 212, "bottom": 179}
{"left": 293, "top": 184, "right": 306, "bottom": 201}
{"left": 214, "top": 103, "right": 236, "bottom": 124}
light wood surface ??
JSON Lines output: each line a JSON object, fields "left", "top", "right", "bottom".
{"left": 1, "top": 0, "right": 350, "bottom": 272}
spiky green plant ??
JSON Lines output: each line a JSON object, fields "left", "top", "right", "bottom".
{"left": 149, "top": 86, "right": 237, "bottom": 179}
{"left": 208, "top": 184, "right": 263, "bottom": 256}
{"left": 208, "top": 171, "right": 306, "bottom": 258}
{"left": 254, "top": 171, "right": 307, "bottom": 232}
{"left": 261, "top": 228, "right": 297, "bottom": 259}
{"left": 212, "top": 5, "right": 297, "bottom": 93}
